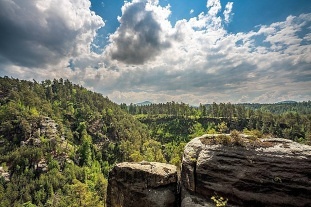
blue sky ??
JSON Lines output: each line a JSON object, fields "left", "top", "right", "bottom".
{"left": 90, "top": 0, "right": 311, "bottom": 49}
{"left": 0, "top": 0, "right": 311, "bottom": 104}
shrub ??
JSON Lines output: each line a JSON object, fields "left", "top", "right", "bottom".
{"left": 211, "top": 194, "right": 228, "bottom": 207}
{"left": 215, "top": 135, "right": 232, "bottom": 145}
{"left": 230, "top": 130, "right": 244, "bottom": 146}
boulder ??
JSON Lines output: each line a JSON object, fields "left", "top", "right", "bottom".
{"left": 107, "top": 161, "right": 178, "bottom": 207}
{"left": 181, "top": 135, "right": 311, "bottom": 207}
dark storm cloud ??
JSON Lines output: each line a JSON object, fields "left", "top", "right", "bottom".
{"left": 0, "top": 0, "right": 104, "bottom": 68}
{"left": 108, "top": 1, "right": 171, "bottom": 64}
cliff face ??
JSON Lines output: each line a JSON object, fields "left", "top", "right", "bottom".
{"left": 107, "top": 162, "right": 178, "bottom": 207}
{"left": 181, "top": 136, "right": 311, "bottom": 207}
{"left": 107, "top": 136, "right": 311, "bottom": 207}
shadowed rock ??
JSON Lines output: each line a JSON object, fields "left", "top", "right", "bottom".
{"left": 181, "top": 135, "right": 311, "bottom": 207}
{"left": 107, "top": 161, "right": 178, "bottom": 207}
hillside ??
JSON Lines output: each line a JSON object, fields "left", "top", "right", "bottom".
{"left": 0, "top": 77, "right": 163, "bottom": 206}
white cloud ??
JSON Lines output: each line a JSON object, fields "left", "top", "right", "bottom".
{"left": 98, "top": 1, "right": 311, "bottom": 104}
{"left": 223, "top": 2, "right": 233, "bottom": 24}
{"left": 0, "top": 0, "right": 104, "bottom": 68}
{"left": 0, "top": 0, "right": 310, "bottom": 105}
{"left": 207, "top": 0, "right": 221, "bottom": 16}
{"left": 190, "top": 9, "right": 194, "bottom": 14}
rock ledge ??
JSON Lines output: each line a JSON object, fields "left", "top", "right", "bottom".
{"left": 107, "top": 161, "right": 178, "bottom": 207}
{"left": 181, "top": 136, "right": 311, "bottom": 207}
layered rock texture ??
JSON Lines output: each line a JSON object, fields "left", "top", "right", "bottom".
{"left": 107, "top": 161, "right": 178, "bottom": 207}
{"left": 107, "top": 136, "right": 311, "bottom": 207}
{"left": 181, "top": 135, "right": 311, "bottom": 207}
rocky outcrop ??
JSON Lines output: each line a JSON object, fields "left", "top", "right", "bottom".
{"left": 39, "top": 116, "right": 59, "bottom": 138}
{"left": 21, "top": 116, "right": 61, "bottom": 147}
{"left": 181, "top": 135, "right": 311, "bottom": 207}
{"left": 107, "top": 161, "right": 178, "bottom": 207}
{"left": 0, "top": 166, "right": 10, "bottom": 182}
{"left": 107, "top": 136, "right": 311, "bottom": 207}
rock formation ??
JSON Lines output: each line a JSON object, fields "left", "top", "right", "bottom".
{"left": 21, "top": 116, "right": 61, "bottom": 147}
{"left": 0, "top": 166, "right": 10, "bottom": 182}
{"left": 181, "top": 135, "right": 311, "bottom": 207}
{"left": 107, "top": 135, "right": 311, "bottom": 207}
{"left": 107, "top": 161, "right": 178, "bottom": 207}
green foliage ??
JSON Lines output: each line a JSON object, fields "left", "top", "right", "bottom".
{"left": 230, "top": 130, "right": 243, "bottom": 145}
{"left": 215, "top": 135, "right": 232, "bottom": 145}
{"left": 190, "top": 122, "right": 206, "bottom": 139}
{"left": 243, "top": 129, "right": 263, "bottom": 138}
{"left": 273, "top": 176, "right": 282, "bottom": 183}
{"left": 22, "top": 201, "right": 37, "bottom": 207}
{"left": 211, "top": 194, "right": 228, "bottom": 207}
{"left": 142, "top": 140, "right": 165, "bottom": 162}
{"left": 135, "top": 102, "right": 311, "bottom": 145}
{"left": 0, "top": 77, "right": 149, "bottom": 206}
{"left": 217, "top": 122, "right": 228, "bottom": 134}
{"left": 165, "top": 142, "right": 186, "bottom": 167}
{"left": 130, "top": 150, "right": 144, "bottom": 162}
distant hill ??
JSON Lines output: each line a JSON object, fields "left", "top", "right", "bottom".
{"left": 135, "top": 101, "right": 152, "bottom": 106}
{"left": 277, "top": 100, "right": 297, "bottom": 104}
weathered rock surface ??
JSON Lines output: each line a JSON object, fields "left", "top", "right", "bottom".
{"left": 21, "top": 116, "right": 61, "bottom": 147}
{"left": 107, "top": 161, "right": 178, "bottom": 207}
{"left": 181, "top": 135, "right": 311, "bottom": 207}
{"left": 0, "top": 166, "right": 10, "bottom": 182}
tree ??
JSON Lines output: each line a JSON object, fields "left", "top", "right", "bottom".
{"left": 190, "top": 122, "right": 205, "bottom": 138}
{"left": 143, "top": 140, "right": 165, "bottom": 162}
{"left": 67, "top": 179, "right": 102, "bottom": 207}
{"left": 78, "top": 133, "right": 92, "bottom": 167}
{"left": 217, "top": 122, "right": 228, "bottom": 134}
{"left": 130, "top": 150, "right": 144, "bottom": 162}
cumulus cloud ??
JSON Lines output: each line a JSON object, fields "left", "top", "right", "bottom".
{"left": 207, "top": 0, "right": 221, "bottom": 16}
{"left": 223, "top": 2, "right": 233, "bottom": 24}
{"left": 96, "top": 0, "right": 311, "bottom": 104}
{"left": 0, "top": 0, "right": 104, "bottom": 68}
{"left": 106, "top": 0, "right": 171, "bottom": 64}
{"left": 0, "top": 0, "right": 310, "bottom": 105}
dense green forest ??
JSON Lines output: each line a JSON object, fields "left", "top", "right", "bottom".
{"left": 0, "top": 77, "right": 310, "bottom": 206}
{"left": 0, "top": 77, "right": 163, "bottom": 206}
{"left": 121, "top": 101, "right": 311, "bottom": 146}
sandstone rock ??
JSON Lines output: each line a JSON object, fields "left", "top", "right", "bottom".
{"left": 21, "top": 116, "right": 60, "bottom": 147}
{"left": 0, "top": 166, "right": 10, "bottom": 182}
{"left": 181, "top": 135, "right": 311, "bottom": 207}
{"left": 40, "top": 116, "right": 58, "bottom": 139}
{"left": 107, "top": 161, "right": 178, "bottom": 207}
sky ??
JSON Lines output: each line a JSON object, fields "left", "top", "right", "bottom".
{"left": 0, "top": 0, "right": 311, "bottom": 105}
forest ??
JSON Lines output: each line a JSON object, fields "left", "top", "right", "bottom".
{"left": 122, "top": 100, "right": 311, "bottom": 143}
{"left": 0, "top": 77, "right": 310, "bottom": 206}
